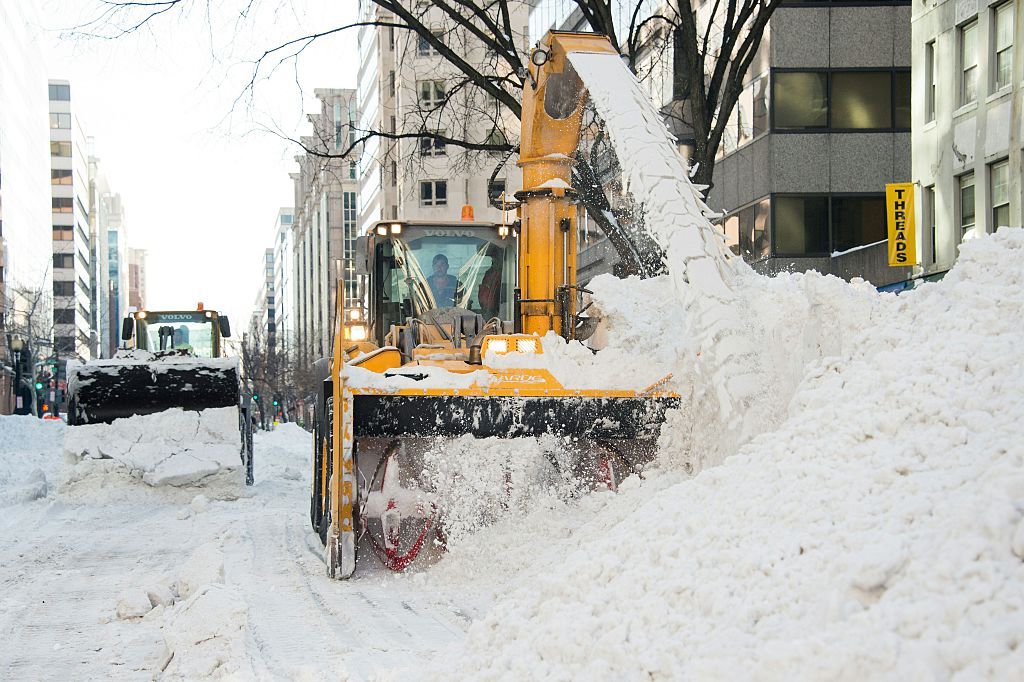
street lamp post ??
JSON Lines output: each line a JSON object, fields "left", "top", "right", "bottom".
{"left": 10, "top": 336, "right": 26, "bottom": 415}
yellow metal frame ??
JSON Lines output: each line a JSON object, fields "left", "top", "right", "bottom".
{"left": 320, "top": 32, "right": 675, "bottom": 579}
{"left": 517, "top": 32, "right": 618, "bottom": 337}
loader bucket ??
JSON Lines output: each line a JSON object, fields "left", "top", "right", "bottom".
{"left": 352, "top": 393, "right": 679, "bottom": 440}
{"left": 67, "top": 355, "right": 240, "bottom": 425}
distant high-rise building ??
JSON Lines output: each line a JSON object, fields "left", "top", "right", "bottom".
{"left": 49, "top": 79, "right": 95, "bottom": 365}
{"left": 272, "top": 208, "right": 295, "bottom": 354}
{"left": 128, "top": 247, "right": 147, "bottom": 311}
{"left": 87, "top": 150, "right": 130, "bottom": 357}
{"left": 0, "top": 4, "right": 51, "bottom": 413}
{"left": 291, "top": 89, "right": 361, "bottom": 366}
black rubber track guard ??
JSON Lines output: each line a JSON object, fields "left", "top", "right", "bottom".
{"left": 353, "top": 394, "right": 680, "bottom": 440}
{"left": 70, "top": 364, "right": 240, "bottom": 424}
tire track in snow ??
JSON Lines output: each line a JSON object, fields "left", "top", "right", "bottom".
{"left": 0, "top": 504, "right": 172, "bottom": 680}
{"left": 230, "top": 496, "right": 465, "bottom": 680}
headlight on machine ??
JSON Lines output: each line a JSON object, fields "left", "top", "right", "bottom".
{"left": 350, "top": 324, "right": 368, "bottom": 341}
{"left": 482, "top": 335, "right": 543, "bottom": 356}
{"left": 516, "top": 338, "right": 538, "bottom": 354}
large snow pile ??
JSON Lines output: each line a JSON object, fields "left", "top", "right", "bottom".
{"left": 252, "top": 421, "right": 309, "bottom": 483}
{"left": 0, "top": 415, "right": 65, "bottom": 506}
{"left": 418, "top": 229, "right": 1024, "bottom": 681}
{"left": 63, "top": 407, "right": 243, "bottom": 489}
{"left": 404, "top": 50, "right": 1024, "bottom": 680}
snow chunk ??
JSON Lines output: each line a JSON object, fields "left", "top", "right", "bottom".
{"left": 62, "top": 407, "right": 242, "bottom": 491}
{"left": 176, "top": 542, "right": 225, "bottom": 600}
{"left": 115, "top": 589, "right": 154, "bottom": 620}
{"left": 161, "top": 583, "right": 252, "bottom": 680}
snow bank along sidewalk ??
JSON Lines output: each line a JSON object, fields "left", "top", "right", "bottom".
{"left": 63, "top": 407, "right": 244, "bottom": 488}
{"left": 413, "top": 231, "right": 1024, "bottom": 680}
{"left": 0, "top": 415, "right": 65, "bottom": 506}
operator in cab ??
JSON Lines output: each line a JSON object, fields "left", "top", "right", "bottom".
{"left": 427, "top": 253, "right": 463, "bottom": 308}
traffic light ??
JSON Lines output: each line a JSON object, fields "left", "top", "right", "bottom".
{"left": 252, "top": 394, "right": 259, "bottom": 402}
{"left": 272, "top": 398, "right": 279, "bottom": 406}
{"left": 34, "top": 381, "right": 44, "bottom": 390}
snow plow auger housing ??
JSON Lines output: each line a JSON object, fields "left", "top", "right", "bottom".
{"left": 311, "top": 32, "right": 678, "bottom": 578}
{"left": 66, "top": 307, "right": 255, "bottom": 485}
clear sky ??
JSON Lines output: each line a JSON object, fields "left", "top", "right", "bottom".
{"left": 35, "top": 0, "right": 358, "bottom": 330}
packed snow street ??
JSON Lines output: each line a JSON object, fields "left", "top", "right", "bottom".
{"left": 3, "top": 1, "right": 1024, "bottom": 680}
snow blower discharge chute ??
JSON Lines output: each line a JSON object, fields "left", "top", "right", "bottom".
{"left": 311, "top": 32, "right": 679, "bottom": 578}
{"left": 66, "top": 306, "right": 254, "bottom": 484}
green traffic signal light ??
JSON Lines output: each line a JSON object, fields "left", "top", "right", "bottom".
{"left": 272, "top": 399, "right": 279, "bottom": 406}
{"left": 252, "top": 394, "right": 259, "bottom": 401}
{"left": 35, "top": 381, "right": 44, "bottom": 390}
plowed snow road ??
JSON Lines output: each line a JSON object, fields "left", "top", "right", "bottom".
{"left": 0, "top": 425, "right": 469, "bottom": 681}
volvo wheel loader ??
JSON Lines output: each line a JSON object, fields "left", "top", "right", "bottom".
{"left": 311, "top": 32, "right": 678, "bottom": 577}
{"left": 66, "top": 304, "right": 254, "bottom": 484}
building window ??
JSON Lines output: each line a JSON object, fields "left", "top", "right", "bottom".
{"left": 343, "top": 191, "right": 358, "bottom": 259}
{"left": 773, "top": 70, "right": 910, "bottom": 131}
{"left": 50, "top": 141, "right": 72, "bottom": 157}
{"left": 774, "top": 195, "right": 830, "bottom": 256}
{"left": 349, "top": 160, "right": 357, "bottom": 180}
{"left": 924, "top": 185, "right": 936, "bottom": 265}
{"left": 731, "top": 197, "right": 771, "bottom": 261}
{"left": 48, "top": 83, "right": 70, "bottom": 101}
{"left": 52, "top": 197, "right": 74, "bottom": 213}
{"left": 54, "top": 309, "right": 76, "bottom": 324}
{"left": 418, "top": 80, "right": 446, "bottom": 109}
{"left": 420, "top": 180, "right": 448, "bottom": 207}
{"left": 484, "top": 127, "right": 508, "bottom": 157}
{"left": 737, "top": 74, "right": 769, "bottom": 146}
{"left": 993, "top": 3, "right": 1014, "bottom": 91}
{"left": 49, "top": 112, "right": 71, "bottom": 129}
{"left": 831, "top": 72, "right": 892, "bottom": 129}
{"left": 53, "top": 254, "right": 74, "bottom": 269}
{"left": 348, "top": 99, "right": 357, "bottom": 147}
{"left": 722, "top": 215, "right": 740, "bottom": 255}
{"left": 773, "top": 72, "right": 828, "bottom": 129}
{"left": 53, "top": 281, "right": 75, "bottom": 296}
{"left": 893, "top": 71, "right": 911, "bottom": 129}
{"left": 388, "top": 71, "right": 396, "bottom": 98}
{"left": 924, "top": 41, "right": 936, "bottom": 122}
{"left": 488, "top": 178, "right": 507, "bottom": 202}
{"left": 990, "top": 159, "right": 1009, "bottom": 231}
{"left": 831, "top": 195, "right": 886, "bottom": 253}
{"left": 53, "top": 226, "right": 73, "bottom": 241}
{"left": 51, "top": 169, "right": 73, "bottom": 185}
{"left": 419, "top": 130, "right": 447, "bottom": 157}
{"left": 390, "top": 160, "right": 397, "bottom": 186}
{"left": 959, "top": 20, "right": 979, "bottom": 106}
{"left": 418, "top": 31, "right": 442, "bottom": 57}
{"left": 958, "top": 172, "right": 976, "bottom": 240}
{"left": 334, "top": 102, "right": 343, "bottom": 149}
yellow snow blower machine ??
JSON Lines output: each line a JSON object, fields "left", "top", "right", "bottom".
{"left": 311, "top": 32, "right": 678, "bottom": 577}
{"left": 66, "top": 304, "right": 254, "bottom": 483}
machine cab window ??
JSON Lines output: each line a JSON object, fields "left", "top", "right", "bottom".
{"left": 134, "top": 312, "right": 219, "bottom": 357}
{"left": 372, "top": 223, "right": 515, "bottom": 340}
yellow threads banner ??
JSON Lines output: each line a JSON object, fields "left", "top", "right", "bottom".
{"left": 886, "top": 183, "right": 917, "bottom": 266}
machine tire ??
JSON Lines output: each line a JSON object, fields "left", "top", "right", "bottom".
{"left": 309, "top": 358, "right": 332, "bottom": 536}
{"left": 317, "top": 395, "right": 334, "bottom": 546}
{"left": 310, "top": 402, "right": 323, "bottom": 532}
